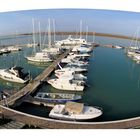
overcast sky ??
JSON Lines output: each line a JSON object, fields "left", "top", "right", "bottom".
{"left": 0, "top": 9, "right": 140, "bottom": 36}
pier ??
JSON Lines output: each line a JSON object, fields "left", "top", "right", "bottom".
{"left": 0, "top": 49, "right": 70, "bottom": 106}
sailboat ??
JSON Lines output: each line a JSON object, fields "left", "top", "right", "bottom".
{"left": 127, "top": 28, "right": 140, "bottom": 57}
{"left": 26, "top": 19, "right": 53, "bottom": 63}
{"left": 7, "top": 31, "right": 22, "bottom": 52}
{"left": 42, "top": 19, "right": 61, "bottom": 55}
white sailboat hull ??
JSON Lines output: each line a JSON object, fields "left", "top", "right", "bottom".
{"left": 26, "top": 56, "right": 52, "bottom": 62}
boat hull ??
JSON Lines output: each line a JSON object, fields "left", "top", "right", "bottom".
{"left": 0, "top": 69, "right": 29, "bottom": 84}
{"left": 49, "top": 105, "right": 103, "bottom": 121}
{"left": 26, "top": 56, "right": 52, "bottom": 62}
{"left": 48, "top": 79, "right": 84, "bottom": 91}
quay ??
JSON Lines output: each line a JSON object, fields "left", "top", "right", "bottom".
{"left": 1, "top": 104, "right": 140, "bottom": 129}
{"left": 0, "top": 49, "right": 70, "bottom": 106}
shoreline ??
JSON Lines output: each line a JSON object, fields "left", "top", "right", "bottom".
{"left": 0, "top": 31, "right": 136, "bottom": 41}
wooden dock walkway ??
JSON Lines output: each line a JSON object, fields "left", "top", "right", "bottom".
{"left": 0, "top": 121, "right": 25, "bottom": 129}
{"left": 0, "top": 50, "right": 70, "bottom": 106}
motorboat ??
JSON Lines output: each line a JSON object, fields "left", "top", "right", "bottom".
{"left": 34, "top": 92, "right": 82, "bottom": 103}
{"left": 47, "top": 77, "right": 85, "bottom": 91}
{"left": 55, "top": 35, "right": 88, "bottom": 49}
{"left": 58, "top": 61, "right": 87, "bottom": 73}
{"left": 114, "top": 45, "right": 123, "bottom": 49}
{"left": 42, "top": 47, "right": 61, "bottom": 55}
{"left": 67, "top": 61, "right": 89, "bottom": 67}
{"left": 49, "top": 101, "right": 103, "bottom": 121}
{"left": 127, "top": 50, "right": 136, "bottom": 57}
{"left": 77, "top": 44, "right": 93, "bottom": 53}
{"left": 0, "top": 66, "right": 29, "bottom": 83}
{"left": 26, "top": 52, "right": 53, "bottom": 62}
{"left": 7, "top": 45, "right": 22, "bottom": 51}
{"left": 0, "top": 48, "right": 11, "bottom": 54}
{"left": 55, "top": 70, "right": 87, "bottom": 81}
{"left": 55, "top": 66, "right": 87, "bottom": 75}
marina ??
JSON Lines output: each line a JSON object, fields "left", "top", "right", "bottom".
{"left": 0, "top": 34, "right": 140, "bottom": 129}
{"left": 1, "top": 4, "right": 140, "bottom": 138}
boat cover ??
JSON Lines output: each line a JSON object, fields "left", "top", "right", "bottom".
{"left": 65, "top": 101, "right": 84, "bottom": 114}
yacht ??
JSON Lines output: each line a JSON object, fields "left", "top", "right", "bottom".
{"left": 34, "top": 92, "right": 82, "bottom": 103}
{"left": 61, "top": 55, "right": 89, "bottom": 64}
{"left": 0, "top": 66, "right": 29, "bottom": 83}
{"left": 114, "top": 45, "right": 123, "bottom": 49}
{"left": 42, "top": 47, "right": 61, "bottom": 55}
{"left": 55, "top": 66, "right": 87, "bottom": 75}
{"left": 67, "top": 61, "right": 89, "bottom": 67}
{"left": 55, "top": 70, "right": 87, "bottom": 81}
{"left": 49, "top": 101, "right": 103, "bottom": 121}
{"left": 77, "top": 44, "right": 93, "bottom": 53}
{"left": 55, "top": 35, "right": 87, "bottom": 49}
{"left": 47, "top": 77, "right": 84, "bottom": 91}
{"left": 26, "top": 52, "right": 53, "bottom": 62}
{"left": 7, "top": 45, "right": 22, "bottom": 51}
{"left": 0, "top": 48, "right": 11, "bottom": 54}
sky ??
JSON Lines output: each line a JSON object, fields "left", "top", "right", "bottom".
{"left": 0, "top": 9, "right": 140, "bottom": 36}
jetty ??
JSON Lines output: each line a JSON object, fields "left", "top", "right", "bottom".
{"left": 0, "top": 121, "right": 25, "bottom": 129}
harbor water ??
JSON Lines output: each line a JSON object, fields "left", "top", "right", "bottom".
{"left": 1, "top": 35, "right": 140, "bottom": 121}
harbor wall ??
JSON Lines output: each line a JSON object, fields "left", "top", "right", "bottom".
{"left": 1, "top": 105, "right": 140, "bottom": 129}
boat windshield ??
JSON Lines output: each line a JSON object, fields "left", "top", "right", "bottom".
{"left": 5, "top": 69, "right": 17, "bottom": 76}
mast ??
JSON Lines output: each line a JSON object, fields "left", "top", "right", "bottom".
{"left": 130, "top": 27, "right": 140, "bottom": 49}
{"left": 48, "top": 18, "right": 51, "bottom": 48}
{"left": 38, "top": 21, "right": 42, "bottom": 50}
{"left": 92, "top": 32, "right": 95, "bottom": 43}
{"left": 32, "top": 18, "right": 36, "bottom": 54}
{"left": 15, "top": 30, "right": 18, "bottom": 47}
{"left": 53, "top": 19, "right": 55, "bottom": 42}
{"left": 80, "top": 20, "right": 82, "bottom": 39}
{"left": 86, "top": 26, "right": 88, "bottom": 42}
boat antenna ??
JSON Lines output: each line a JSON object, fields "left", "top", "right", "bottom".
{"left": 93, "top": 32, "right": 95, "bottom": 43}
